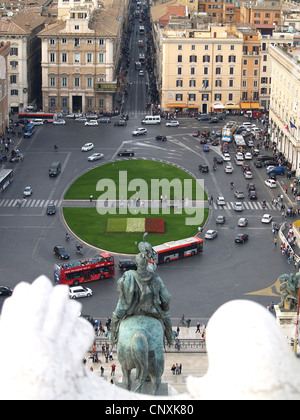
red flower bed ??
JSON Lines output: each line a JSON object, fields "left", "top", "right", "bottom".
{"left": 145, "top": 218, "right": 165, "bottom": 233}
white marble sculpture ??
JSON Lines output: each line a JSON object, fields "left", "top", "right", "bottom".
{"left": 0, "top": 276, "right": 300, "bottom": 400}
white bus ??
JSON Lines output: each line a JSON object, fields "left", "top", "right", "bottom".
{"left": 141, "top": 115, "right": 161, "bottom": 125}
{"left": 0, "top": 169, "right": 13, "bottom": 192}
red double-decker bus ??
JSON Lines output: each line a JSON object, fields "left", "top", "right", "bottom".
{"left": 54, "top": 252, "right": 115, "bottom": 286}
{"left": 18, "top": 112, "right": 57, "bottom": 123}
{"left": 153, "top": 236, "right": 203, "bottom": 264}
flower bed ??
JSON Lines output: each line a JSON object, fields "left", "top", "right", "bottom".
{"left": 145, "top": 218, "right": 165, "bottom": 233}
{"left": 126, "top": 218, "right": 145, "bottom": 233}
{"left": 106, "top": 217, "right": 165, "bottom": 234}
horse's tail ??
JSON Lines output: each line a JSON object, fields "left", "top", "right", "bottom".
{"left": 131, "top": 331, "right": 148, "bottom": 386}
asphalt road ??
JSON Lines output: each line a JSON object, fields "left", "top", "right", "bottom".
{"left": 0, "top": 113, "right": 292, "bottom": 323}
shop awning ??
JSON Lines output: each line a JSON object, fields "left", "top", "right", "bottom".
{"left": 213, "top": 103, "right": 225, "bottom": 109}
{"left": 240, "top": 102, "right": 260, "bottom": 109}
{"left": 187, "top": 105, "right": 198, "bottom": 108}
{"left": 225, "top": 104, "right": 240, "bottom": 110}
{"left": 166, "top": 104, "right": 187, "bottom": 108}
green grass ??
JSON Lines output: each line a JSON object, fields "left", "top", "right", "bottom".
{"left": 64, "top": 160, "right": 207, "bottom": 201}
{"left": 63, "top": 207, "right": 209, "bottom": 254}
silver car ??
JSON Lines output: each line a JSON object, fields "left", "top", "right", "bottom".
{"left": 238, "top": 217, "right": 248, "bottom": 227}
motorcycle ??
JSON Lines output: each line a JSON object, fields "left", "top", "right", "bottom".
{"left": 76, "top": 244, "right": 84, "bottom": 255}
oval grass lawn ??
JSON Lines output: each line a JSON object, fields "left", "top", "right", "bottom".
{"left": 63, "top": 159, "right": 208, "bottom": 254}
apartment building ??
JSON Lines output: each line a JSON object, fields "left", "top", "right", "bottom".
{"left": 269, "top": 44, "right": 300, "bottom": 175}
{"left": 0, "top": 42, "right": 10, "bottom": 133}
{"left": 240, "top": 1, "right": 282, "bottom": 28}
{"left": 0, "top": 9, "right": 46, "bottom": 113}
{"left": 39, "top": 0, "right": 125, "bottom": 113}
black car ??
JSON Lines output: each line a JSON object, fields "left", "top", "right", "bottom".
{"left": 197, "top": 114, "right": 211, "bottom": 121}
{"left": 235, "top": 233, "right": 249, "bottom": 244}
{"left": 209, "top": 117, "right": 220, "bottom": 124}
{"left": 247, "top": 183, "right": 256, "bottom": 191}
{"left": 119, "top": 259, "right": 137, "bottom": 271}
{"left": 156, "top": 135, "right": 167, "bottom": 141}
{"left": 249, "top": 190, "right": 258, "bottom": 200}
{"left": 53, "top": 245, "right": 70, "bottom": 260}
{"left": 47, "top": 204, "right": 56, "bottom": 215}
{"left": 118, "top": 149, "right": 135, "bottom": 157}
{"left": 214, "top": 157, "right": 223, "bottom": 165}
{"left": 199, "top": 164, "right": 209, "bottom": 173}
{"left": 0, "top": 286, "right": 13, "bottom": 297}
{"left": 254, "top": 160, "right": 263, "bottom": 168}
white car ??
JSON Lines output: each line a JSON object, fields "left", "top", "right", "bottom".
{"left": 53, "top": 119, "right": 66, "bottom": 125}
{"left": 236, "top": 152, "right": 244, "bottom": 160}
{"left": 244, "top": 171, "right": 253, "bottom": 179}
{"left": 244, "top": 152, "right": 252, "bottom": 160}
{"left": 224, "top": 164, "right": 233, "bottom": 173}
{"left": 166, "top": 120, "right": 180, "bottom": 127}
{"left": 132, "top": 127, "right": 147, "bottom": 136}
{"left": 261, "top": 214, "right": 273, "bottom": 224}
{"left": 81, "top": 142, "right": 94, "bottom": 152}
{"left": 69, "top": 286, "right": 93, "bottom": 299}
{"left": 23, "top": 186, "right": 32, "bottom": 197}
{"left": 265, "top": 179, "right": 277, "bottom": 188}
{"left": 238, "top": 217, "right": 248, "bottom": 227}
{"left": 204, "top": 229, "right": 218, "bottom": 239}
{"left": 85, "top": 120, "right": 98, "bottom": 126}
{"left": 217, "top": 196, "right": 226, "bottom": 206}
{"left": 233, "top": 202, "right": 244, "bottom": 211}
{"left": 88, "top": 153, "right": 104, "bottom": 162}
{"left": 223, "top": 153, "right": 231, "bottom": 161}
{"left": 75, "top": 117, "right": 87, "bottom": 123}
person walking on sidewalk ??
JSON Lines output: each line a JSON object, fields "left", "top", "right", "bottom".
{"left": 274, "top": 237, "right": 277, "bottom": 246}
{"left": 195, "top": 322, "right": 201, "bottom": 333}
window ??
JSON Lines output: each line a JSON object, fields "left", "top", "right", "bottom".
{"left": 50, "top": 39, "right": 55, "bottom": 46}
{"left": 99, "top": 53, "right": 104, "bottom": 63}
{"left": 178, "top": 55, "right": 182, "bottom": 63}
{"left": 189, "top": 55, "right": 197, "bottom": 63}
{"left": 62, "top": 98, "right": 68, "bottom": 108}
{"left": 10, "top": 47, "right": 18, "bottom": 56}
{"left": 216, "top": 55, "right": 223, "bottom": 63}
{"left": 202, "top": 94, "right": 209, "bottom": 101}
{"left": 188, "top": 94, "right": 196, "bottom": 101}
{"left": 61, "top": 38, "right": 67, "bottom": 44}
{"left": 176, "top": 94, "right": 183, "bottom": 101}
{"left": 99, "top": 39, "right": 104, "bottom": 46}
{"left": 203, "top": 55, "right": 210, "bottom": 63}
{"left": 74, "top": 38, "right": 80, "bottom": 47}
{"left": 189, "top": 79, "right": 196, "bottom": 87}
{"left": 10, "top": 75, "right": 17, "bottom": 84}
{"left": 50, "top": 53, "right": 55, "bottom": 63}
{"left": 204, "top": 66, "right": 208, "bottom": 75}
{"left": 62, "top": 77, "right": 67, "bottom": 87}
{"left": 74, "top": 77, "right": 80, "bottom": 87}
{"left": 229, "top": 79, "right": 234, "bottom": 87}
{"left": 87, "top": 53, "right": 92, "bottom": 63}
{"left": 62, "top": 53, "right": 67, "bottom": 63}
{"left": 190, "top": 67, "right": 195, "bottom": 75}
{"left": 228, "top": 55, "right": 236, "bottom": 63}
{"left": 74, "top": 53, "right": 80, "bottom": 63}
{"left": 50, "top": 77, "right": 56, "bottom": 87}
{"left": 87, "top": 39, "right": 93, "bottom": 44}
{"left": 229, "top": 66, "right": 234, "bottom": 75}
{"left": 228, "top": 93, "right": 233, "bottom": 101}
{"left": 178, "top": 45, "right": 182, "bottom": 50}
{"left": 176, "top": 79, "right": 183, "bottom": 87}
{"left": 74, "top": 25, "right": 79, "bottom": 30}
{"left": 87, "top": 77, "right": 92, "bottom": 88}
{"left": 50, "top": 98, "right": 56, "bottom": 107}
{"left": 10, "top": 61, "right": 18, "bottom": 68}
{"left": 214, "top": 93, "right": 222, "bottom": 101}
{"left": 216, "top": 67, "right": 221, "bottom": 75}
{"left": 11, "top": 89, "right": 18, "bottom": 95}
{"left": 215, "top": 79, "right": 222, "bottom": 87}
{"left": 177, "top": 67, "right": 182, "bottom": 75}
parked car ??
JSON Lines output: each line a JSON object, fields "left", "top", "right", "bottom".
{"left": 235, "top": 233, "right": 249, "bottom": 243}
{"left": 209, "top": 117, "right": 220, "bottom": 124}
{"left": 0, "top": 286, "right": 13, "bottom": 297}
{"left": 166, "top": 120, "right": 180, "bottom": 127}
{"left": 132, "top": 127, "right": 147, "bottom": 136}
{"left": 88, "top": 153, "right": 104, "bottom": 162}
{"left": 53, "top": 245, "right": 70, "bottom": 260}
{"left": 46, "top": 203, "right": 56, "bottom": 215}
{"left": 118, "top": 259, "right": 137, "bottom": 271}
{"left": 205, "top": 229, "right": 218, "bottom": 239}
{"left": 69, "top": 286, "right": 93, "bottom": 299}
{"left": 81, "top": 143, "right": 94, "bottom": 152}
{"left": 53, "top": 119, "right": 66, "bottom": 126}
{"left": 23, "top": 186, "right": 32, "bottom": 197}
{"left": 118, "top": 149, "right": 135, "bottom": 157}
{"left": 197, "top": 114, "right": 211, "bottom": 121}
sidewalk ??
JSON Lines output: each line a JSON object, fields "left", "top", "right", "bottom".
{"left": 85, "top": 326, "right": 208, "bottom": 395}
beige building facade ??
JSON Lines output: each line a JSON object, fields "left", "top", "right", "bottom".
{"left": 269, "top": 44, "right": 300, "bottom": 175}
{"left": 39, "top": 0, "right": 125, "bottom": 113}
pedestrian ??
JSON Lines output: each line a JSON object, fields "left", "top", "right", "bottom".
{"left": 101, "top": 366, "right": 104, "bottom": 377}
{"left": 179, "top": 363, "right": 182, "bottom": 374}
{"left": 90, "top": 194, "right": 93, "bottom": 202}
{"left": 171, "top": 364, "right": 176, "bottom": 375}
{"left": 177, "top": 325, "right": 180, "bottom": 336}
{"left": 274, "top": 237, "right": 277, "bottom": 246}
{"left": 175, "top": 363, "right": 180, "bottom": 375}
{"left": 111, "top": 363, "right": 116, "bottom": 376}
{"left": 195, "top": 322, "right": 201, "bottom": 333}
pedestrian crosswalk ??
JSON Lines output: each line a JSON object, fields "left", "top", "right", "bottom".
{"left": 213, "top": 201, "right": 278, "bottom": 211}
{"left": 0, "top": 198, "right": 62, "bottom": 208}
